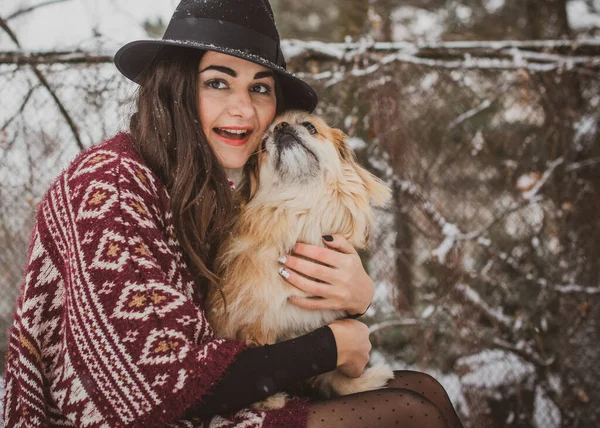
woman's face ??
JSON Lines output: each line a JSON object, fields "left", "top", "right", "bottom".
{"left": 197, "top": 51, "right": 277, "bottom": 169}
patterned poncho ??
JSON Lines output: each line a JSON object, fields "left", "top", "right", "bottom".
{"left": 3, "top": 133, "right": 308, "bottom": 427}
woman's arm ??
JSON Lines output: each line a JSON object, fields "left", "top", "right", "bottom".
{"left": 195, "top": 326, "right": 336, "bottom": 415}
{"left": 193, "top": 317, "right": 372, "bottom": 416}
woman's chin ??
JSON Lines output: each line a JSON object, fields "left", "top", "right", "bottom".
{"left": 216, "top": 151, "right": 250, "bottom": 169}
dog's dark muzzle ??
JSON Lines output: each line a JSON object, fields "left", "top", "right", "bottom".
{"left": 273, "top": 121, "right": 300, "bottom": 147}
{"left": 275, "top": 131, "right": 300, "bottom": 146}
{"left": 274, "top": 125, "right": 300, "bottom": 147}
{"left": 271, "top": 121, "right": 319, "bottom": 172}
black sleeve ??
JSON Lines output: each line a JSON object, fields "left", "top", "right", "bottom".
{"left": 193, "top": 326, "right": 337, "bottom": 416}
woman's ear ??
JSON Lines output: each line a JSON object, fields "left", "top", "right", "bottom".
{"left": 331, "top": 128, "right": 391, "bottom": 207}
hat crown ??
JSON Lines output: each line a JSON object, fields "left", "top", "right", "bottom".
{"left": 171, "top": 0, "right": 279, "bottom": 41}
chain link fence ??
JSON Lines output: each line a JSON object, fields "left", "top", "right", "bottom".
{"left": 1, "top": 41, "right": 599, "bottom": 427}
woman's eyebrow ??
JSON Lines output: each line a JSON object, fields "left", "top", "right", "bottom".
{"left": 254, "top": 71, "right": 274, "bottom": 80}
{"left": 199, "top": 65, "right": 235, "bottom": 76}
{"left": 198, "top": 66, "right": 274, "bottom": 80}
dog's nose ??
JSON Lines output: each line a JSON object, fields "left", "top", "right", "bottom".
{"left": 279, "top": 133, "right": 297, "bottom": 146}
{"left": 274, "top": 122, "right": 290, "bottom": 133}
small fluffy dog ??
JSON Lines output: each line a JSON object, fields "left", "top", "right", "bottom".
{"left": 206, "top": 111, "right": 393, "bottom": 407}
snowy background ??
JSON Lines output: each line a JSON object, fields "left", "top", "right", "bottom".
{"left": 2, "top": 1, "right": 600, "bottom": 427}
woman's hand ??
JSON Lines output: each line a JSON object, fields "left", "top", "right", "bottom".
{"left": 327, "top": 318, "right": 371, "bottom": 377}
{"left": 278, "top": 234, "right": 374, "bottom": 316}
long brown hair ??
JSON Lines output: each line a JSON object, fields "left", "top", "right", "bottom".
{"left": 129, "top": 47, "right": 234, "bottom": 295}
{"left": 129, "top": 47, "right": 284, "bottom": 296}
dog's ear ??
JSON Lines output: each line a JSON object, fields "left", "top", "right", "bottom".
{"left": 331, "top": 129, "right": 391, "bottom": 207}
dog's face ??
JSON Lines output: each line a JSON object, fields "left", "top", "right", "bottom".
{"left": 251, "top": 110, "right": 390, "bottom": 210}
{"left": 259, "top": 111, "right": 340, "bottom": 182}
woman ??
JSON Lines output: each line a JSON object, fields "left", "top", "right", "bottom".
{"left": 3, "top": 0, "right": 463, "bottom": 427}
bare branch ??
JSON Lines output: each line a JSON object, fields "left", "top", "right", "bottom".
{"left": 0, "top": 17, "right": 84, "bottom": 151}
{"left": 369, "top": 318, "right": 421, "bottom": 334}
{"left": 522, "top": 157, "right": 565, "bottom": 200}
{"left": 454, "top": 283, "right": 515, "bottom": 330}
{"left": 447, "top": 99, "right": 493, "bottom": 130}
{"left": 566, "top": 157, "right": 600, "bottom": 172}
{"left": 1, "top": 86, "right": 37, "bottom": 131}
{"left": 492, "top": 338, "right": 554, "bottom": 368}
{"left": 5, "top": 0, "right": 73, "bottom": 21}
{"left": 0, "top": 51, "right": 113, "bottom": 65}
{"left": 462, "top": 195, "right": 544, "bottom": 241}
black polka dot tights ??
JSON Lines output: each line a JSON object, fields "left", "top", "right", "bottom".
{"left": 306, "top": 371, "right": 464, "bottom": 428}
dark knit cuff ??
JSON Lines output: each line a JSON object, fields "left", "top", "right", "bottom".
{"left": 194, "top": 326, "right": 337, "bottom": 416}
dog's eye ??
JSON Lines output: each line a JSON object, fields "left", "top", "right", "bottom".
{"left": 301, "top": 122, "right": 318, "bottom": 135}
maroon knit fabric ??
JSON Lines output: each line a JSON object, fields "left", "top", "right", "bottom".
{"left": 3, "top": 133, "right": 309, "bottom": 427}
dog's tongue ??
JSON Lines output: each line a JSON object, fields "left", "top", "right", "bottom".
{"left": 214, "top": 128, "right": 249, "bottom": 140}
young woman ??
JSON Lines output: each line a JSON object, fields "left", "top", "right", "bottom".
{"left": 3, "top": 0, "right": 464, "bottom": 426}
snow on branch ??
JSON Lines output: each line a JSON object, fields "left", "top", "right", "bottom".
{"left": 369, "top": 318, "right": 421, "bottom": 334}
{"left": 2, "top": 39, "right": 600, "bottom": 72}
{"left": 454, "top": 283, "right": 514, "bottom": 329}
{"left": 283, "top": 38, "right": 600, "bottom": 85}
{"left": 282, "top": 39, "right": 600, "bottom": 58}
{"left": 448, "top": 99, "right": 493, "bottom": 130}
{"left": 565, "top": 157, "right": 600, "bottom": 172}
{"left": 554, "top": 284, "right": 600, "bottom": 294}
{"left": 522, "top": 158, "right": 564, "bottom": 200}
{"left": 393, "top": 174, "right": 588, "bottom": 300}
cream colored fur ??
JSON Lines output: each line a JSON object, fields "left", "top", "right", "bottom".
{"left": 206, "top": 111, "right": 394, "bottom": 409}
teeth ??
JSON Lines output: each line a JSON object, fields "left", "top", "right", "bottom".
{"left": 220, "top": 129, "right": 248, "bottom": 135}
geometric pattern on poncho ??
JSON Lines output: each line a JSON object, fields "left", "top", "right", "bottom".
{"left": 3, "top": 133, "right": 309, "bottom": 427}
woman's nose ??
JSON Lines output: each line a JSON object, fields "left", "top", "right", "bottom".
{"left": 227, "top": 90, "right": 254, "bottom": 119}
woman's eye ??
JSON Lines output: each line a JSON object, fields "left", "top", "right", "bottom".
{"left": 301, "top": 122, "right": 318, "bottom": 135}
{"left": 251, "top": 84, "right": 271, "bottom": 94}
{"left": 205, "top": 80, "right": 227, "bottom": 90}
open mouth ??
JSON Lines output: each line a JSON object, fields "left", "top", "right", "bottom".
{"left": 213, "top": 128, "right": 253, "bottom": 146}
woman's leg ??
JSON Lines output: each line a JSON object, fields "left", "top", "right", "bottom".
{"left": 386, "top": 370, "right": 463, "bottom": 428}
{"left": 307, "top": 388, "right": 448, "bottom": 428}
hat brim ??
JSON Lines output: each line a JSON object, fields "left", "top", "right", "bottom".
{"left": 114, "top": 39, "right": 318, "bottom": 113}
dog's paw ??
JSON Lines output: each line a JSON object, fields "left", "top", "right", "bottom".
{"left": 335, "top": 364, "right": 395, "bottom": 396}
{"left": 363, "top": 364, "right": 395, "bottom": 389}
{"left": 252, "top": 392, "right": 288, "bottom": 411}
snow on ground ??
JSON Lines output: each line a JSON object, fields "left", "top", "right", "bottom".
{"left": 457, "top": 349, "right": 535, "bottom": 389}
{"left": 534, "top": 385, "right": 561, "bottom": 428}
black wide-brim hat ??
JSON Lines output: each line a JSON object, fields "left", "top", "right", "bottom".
{"left": 114, "top": 0, "right": 318, "bottom": 112}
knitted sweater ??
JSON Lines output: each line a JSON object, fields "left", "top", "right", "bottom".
{"left": 3, "top": 133, "right": 309, "bottom": 427}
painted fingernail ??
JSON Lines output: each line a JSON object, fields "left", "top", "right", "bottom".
{"left": 322, "top": 235, "right": 334, "bottom": 242}
{"left": 279, "top": 267, "right": 290, "bottom": 279}
{"left": 277, "top": 255, "right": 287, "bottom": 264}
